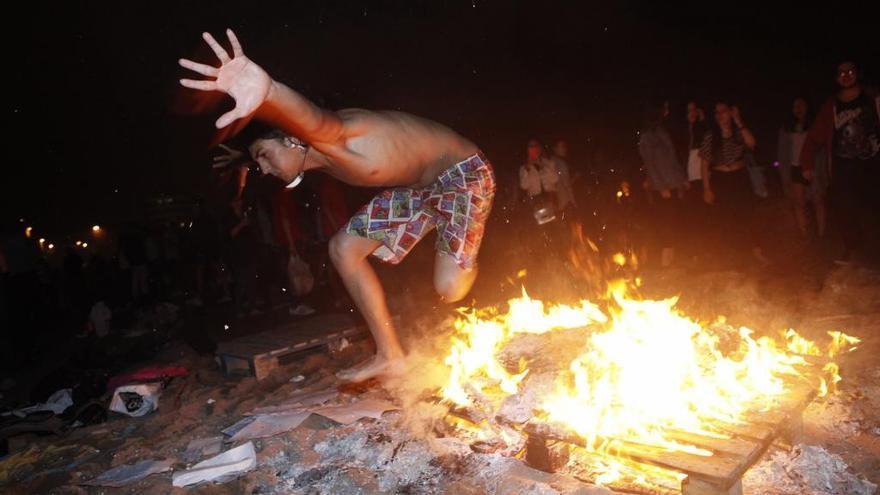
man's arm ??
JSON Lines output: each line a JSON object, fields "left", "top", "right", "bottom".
{"left": 179, "top": 30, "right": 349, "bottom": 151}
{"left": 259, "top": 82, "right": 344, "bottom": 146}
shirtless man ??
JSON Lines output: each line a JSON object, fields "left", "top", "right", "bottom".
{"left": 179, "top": 30, "right": 495, "bottom": 381}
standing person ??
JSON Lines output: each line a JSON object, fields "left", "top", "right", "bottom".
{"left": 179, "top": 30, "right": 496, "bottom": 381}
{"left": 550, "top": 139, "right": 578, "bottom": 221}
{"left": 119, "top": 223, "right": 149, "bottom": 305}
{"left": 270, "top": 185, "right": 317, "bottom": 316}
{"left": 700, "top": 101, "right": 767, "bottom": 266}
{"left": 519, "top": 139, "right": 561, "bottom": 256}
{"left": 223, "top": 198, "right": 262, "bottom": 318}
{"left": 680, "top": 101, "right": 709, "bottom": 263}
{"left": 315, "top": 175, "right": 354, "bottom": 310}
{"left": 638, "top": 100, "right": 688, "bottom": 267}
{"left": 801, "top": 61, "right": 880, "bottom": 263}
{"left": 777, "top": 97, "right": 827, "bottom": 238}
{"left": 684, "top": 101, "right": 708, "bottom": 188}
{"left": 185, "top": 200, "right": 220, "bottom": 307}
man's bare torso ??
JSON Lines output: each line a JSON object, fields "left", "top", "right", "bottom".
{"left": 307, "top": 109, "right": 479, "bottom": 188}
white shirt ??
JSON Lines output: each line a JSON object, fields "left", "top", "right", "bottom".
{"left": 519, "top": 157, "right": 559, "bottom": 197}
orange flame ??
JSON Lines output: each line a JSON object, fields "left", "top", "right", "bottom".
{"left": 440, "top": 278, "right": 858, "bottom": 484}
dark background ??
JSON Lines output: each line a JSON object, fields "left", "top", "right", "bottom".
{"left": 7, "top": 0, "right": 878, "bottom": 240}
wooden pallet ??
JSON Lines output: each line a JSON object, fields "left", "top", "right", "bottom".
{"left": 215, "top": 313, "right": 373, "bottom": 379}
{"left": 523, "top": 382, "right": 817, "bottom": 495}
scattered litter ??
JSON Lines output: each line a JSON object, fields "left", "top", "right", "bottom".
{"left": 247, "top": 388, "right": 338, "bottom": 415}
{"left": 2, "top": 389, "right": 73, "bottom": 418}
{"left": 229, "top": 411, "right": 311, "bottom": 442}
{"left": 312, "top": 399, "right": 398, "bottom": 425}
{"left": 183, "top": 436, "right": 224, "bottom": 463}
{"left": 221, "top": 417, "right": 257, "bottom": 438}
{"left": 290, "top": 375, "right": 305, "bottom": 383}
{"left": 0, "top": 444, "right": 99, "bottom": 485}
{"left": 206, "top": 398, "right": 216, "bottom": 405}
{"left": 82, "top": 459, "right": 173, "bottom": 487}
{"left": 172, "top": 441, "right": 257, "bottom": 487}
{"left": 328, "top": 337, "right": 351, "bottom": 354}
{"left": 743, "top": 444, "right": 877, "bottom": 495}
{"left": 109, "top": 383, "right": 163, "bottom": 417}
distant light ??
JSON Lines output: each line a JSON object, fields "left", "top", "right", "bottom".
{"left": 224, "top": 324, "right": 230, "bottom": 330}
{"left": 48, "top": 243, "right": 55, "bottom": 250}
{"left": 92, "top": 225, "right": 101, "bottom": 232}
{"left": 75, "top": 241, "right": 82, "bottom": 247}
{"left": 25, "top": 227, "right": 33, "bottom": 238}
{"left": 616, "top": 191, "right": 623, "bottom": 199}
{"left": 38, "top": 238, "right": 46, "bottom": 245}
{"left": 82, "top": 242, "right": 89, "bottom": 248}
{"left": 19, "top": 218, "right": 24, "bottom": 223}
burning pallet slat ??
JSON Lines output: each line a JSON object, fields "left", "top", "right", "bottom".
{"left": 523, "top": 378, "right": 819, "bottom": 495}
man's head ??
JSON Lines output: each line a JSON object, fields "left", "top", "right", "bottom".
{"left": 247, "top": 129, "right": 309, "bottom": 186}
{"left": 836, "top": 61, "right": 859, "bottom": 90}
{"left": 687, "top": 101, "right": 703, "bottom": 124}
{"left": 792, "top": 97, "right": 808, "bottom": 121}
{"left": 527, "top": 139, "right": 543, "bottom": 162}
{"left": 553, "top": 139, "right": 569, "bottom": 158}
{"left": 713, "top": 102, "right": 732, "bottom": 127}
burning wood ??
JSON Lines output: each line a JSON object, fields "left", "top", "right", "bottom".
{"left": 435, "top": 278, "right": 861, "bottom": 493}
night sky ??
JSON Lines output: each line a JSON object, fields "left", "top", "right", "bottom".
{"left": 8, "top": 1, "right": 878, "bottom": 240}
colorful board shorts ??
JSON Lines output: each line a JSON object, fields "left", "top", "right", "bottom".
{"left": 344, "top": 153, "right": 495, "bottom": 270}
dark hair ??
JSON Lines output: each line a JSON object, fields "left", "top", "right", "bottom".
{"left": 783, "top": 98, "right": 812, "bottom": 133}
{"left": 835, "top": 60, "right": 857, "bottom": 73}
{"left": 231, "top": 123, "right": 287, "bottom": 149}
{"left": 642, "top": 99, "right": 667, "bottom": 130}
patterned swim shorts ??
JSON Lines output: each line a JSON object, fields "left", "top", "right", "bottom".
{"left": 344, "top": 153, "right": 495, "bottom": 269}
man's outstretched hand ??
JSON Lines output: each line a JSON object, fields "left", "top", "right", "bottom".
{"left": 179, "top": 29, "right": 271, "bottom": 129}
{"left": 212, "top": 144, "right": 246, "bottom": 168}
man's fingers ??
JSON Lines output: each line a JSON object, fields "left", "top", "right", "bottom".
{"left": 202, "top": 32, "right": 230, "bottom": 63}
{"left": 218, "top": 144, "right": 233, "bottom": 152}
{"left": 179, "top": 58, "right": 218, "bottom": 77}
{"left": 180, "top": 79, "right": 217, "bottom": 91}
{"left": 216, "top": 109, "right": 240, "bottom": 129}
{"left": 227, "top": 29, "right": 244, "bottom": 58}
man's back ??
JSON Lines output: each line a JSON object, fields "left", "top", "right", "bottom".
{"left": 325, "top": 109, "right": 479, "bottom": 189}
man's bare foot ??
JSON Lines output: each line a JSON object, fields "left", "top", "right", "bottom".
{"left": 336, "top": 355, "right": 405, "bottom": 383}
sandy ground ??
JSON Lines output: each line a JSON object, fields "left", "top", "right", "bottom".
{"left": 2, "top": 202, "right": 879, "bottom": 494}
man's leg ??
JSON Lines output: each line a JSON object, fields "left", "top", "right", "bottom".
{"left": 329, "top": 232, "right": 405, "bottom": 381}
{"left": 434, "top": 252, "right": 478, "bottom": 303}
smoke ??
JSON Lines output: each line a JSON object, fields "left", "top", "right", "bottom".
{"left": 382, "top": 311, "right": 460, "bottom": 441}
